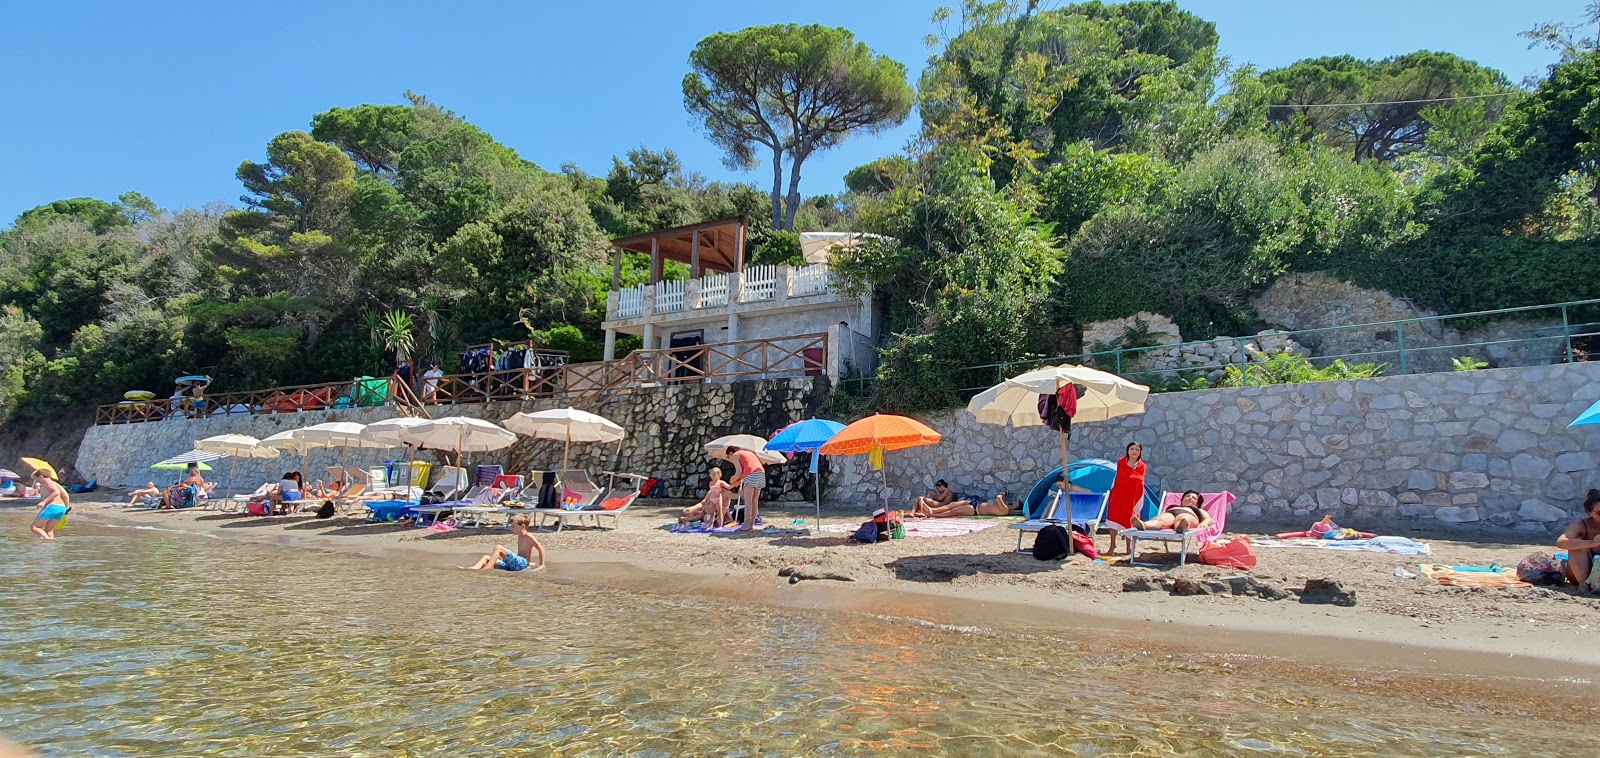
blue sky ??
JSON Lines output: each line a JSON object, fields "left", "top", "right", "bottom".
{"left": 0, "top": 0, "right": 1588, "bottom": 223}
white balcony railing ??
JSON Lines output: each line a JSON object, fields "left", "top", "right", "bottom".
{"left": 788, "top": 262, "right": 830, "bottom": 297}
{"left": 656, "top": 278, "right": 686, "bottom": 314}
{"left": 741, "top": 264, "right": 777, "bottom": 302}
{"left": 698, "top": 272, "right": 730, "bottom": 307}
{"left": 616, "top": 283, "right": 646, "bottom": 318}
{"left": 608, "top": 263, "right": 847, "bottom": 322}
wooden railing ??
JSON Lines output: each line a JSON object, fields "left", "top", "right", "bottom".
{"left": 96, "top": 334, "right": 831, "bottom": 424}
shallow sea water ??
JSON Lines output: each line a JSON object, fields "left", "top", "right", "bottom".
{"left": 0, "top": 510, "right": 1591, "bottom": 756}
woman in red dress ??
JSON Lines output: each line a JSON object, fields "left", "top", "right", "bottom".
{"left": 1103, "top": 441, "right": 1146, "bottom": 555}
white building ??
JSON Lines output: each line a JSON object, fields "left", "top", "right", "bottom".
{"left": 601, "top": 217, "right": 879, "bottom": 382}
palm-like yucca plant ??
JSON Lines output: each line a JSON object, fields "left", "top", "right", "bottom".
{"left": 377, "top": 310, "right": 416, "bottom": 364}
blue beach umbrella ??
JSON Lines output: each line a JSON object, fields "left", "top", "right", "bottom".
{"left": 1569, "top": 398, "right": 1600, "bottom": 428}
{"left": 765, "top": 418, "right": 846, "bottom": 532}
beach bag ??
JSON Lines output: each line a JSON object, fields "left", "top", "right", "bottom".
{"left": 1033, "top": 524, "right": 1070, "bottom": 560}
{"left": 315, "top": 501, "right": 336, "bottom": 519}
{"left": 850, "top": 520, "right": 879, "bottom": 543}
{"left": 1516, "top": 552, "right": 1565, "bottom": 586}
{"left": 247, "top": 500, "right": 271, "bottom": 517}
{"left": 1199, "top": 536, "right": 1257, "bottom": 570}
{"left": 1069, "top": 530, "right": 1099, "bottom": 559}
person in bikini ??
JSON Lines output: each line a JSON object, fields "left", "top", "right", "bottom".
{"left": 918, "top": 491, "right": 1018, "bottom": 518}
{"left": 1133, "top": 489, "right": 1210, "bottom": 533}
{"left": 680, "top": 468, "right": 735, "bottom": 527}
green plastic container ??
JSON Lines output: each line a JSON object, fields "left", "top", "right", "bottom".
{"left": 352, "top": 376, "right": 390, "bottom": 407}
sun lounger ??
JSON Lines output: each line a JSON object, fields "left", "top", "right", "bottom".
{"left": 532, "top": 472, "right": 644, "bottom": 532}
{"left": 1119, "top": 491, "right": 1236, "bottom": 567}
{"left": 1009, "top": 491, "right": 1108, "bottom": 556}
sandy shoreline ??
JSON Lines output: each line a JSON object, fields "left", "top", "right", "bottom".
{"left": 42, "top": 492, "right": 1599, "bottom": 681}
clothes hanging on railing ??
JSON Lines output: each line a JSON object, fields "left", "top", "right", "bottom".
{"left": 459, "top": 348, "right": 491, "bottom": 374}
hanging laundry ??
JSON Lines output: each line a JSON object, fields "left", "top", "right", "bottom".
{"left": 868, "top": 444, "right": 884, "bottom": 472}
{"left": 1057, "top": 383, "right": 1079, "bottom": 418}
{"left": 1037, "top": 393, "right": 1054, "bottom": 424}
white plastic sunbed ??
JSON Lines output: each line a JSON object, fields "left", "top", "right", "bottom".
{"left": 531, "top": 472, "right": 644, "bottom": 532}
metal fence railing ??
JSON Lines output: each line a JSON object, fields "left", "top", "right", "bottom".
{"left": 952, "top": 298, "right": 1600, "bottom": 396}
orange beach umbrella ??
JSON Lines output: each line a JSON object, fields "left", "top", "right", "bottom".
{"left": 818, "top": 414, "right": 941, "bottom": 456}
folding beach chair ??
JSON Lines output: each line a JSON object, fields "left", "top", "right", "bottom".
{"left": 532, "top": 472, "right": 644, "bottom": 532}
{"left": 1008, "top": 491, "right": 1108, "bottom": 556}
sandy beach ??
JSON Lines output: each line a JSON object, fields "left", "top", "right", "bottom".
{"left": 56, "top": 492, "right": 1600, "bottom": 679}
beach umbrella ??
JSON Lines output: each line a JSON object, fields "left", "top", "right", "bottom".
{"left": 19, "top": 457, "right": 55, "bottom": 479}
{"left": 402, "top": 417, "right": 517, "bottom": 471}
{"left": 967, "top": 363, "right": 1148, "bottom": 472}
{"left": 819, "top": 414, "right": 943, "bottom": 511}
{"left": 152, "top": 449, "right": 220, "bottom": 472}
{"left": 260, "top": 428, "right": 328, "bottom": 481}
{"left": 0, "top": 468, "right": 20, "bottom": 480}
{"left": 301, "top": 421, "right": 387, "bottom": 486}
{"left": 503, "top": 408, "right": 625, "bottom": 473}
{"left": 1570, "top": 398, "right": 1600, "bottom": 428}
{"left": 361, "top": 417, "right": 433, "bottom": 488}
{"left": 195, "top": 433, "right": 278, "bottom": 497}
{"left": 765, "top": 418, "right": 846, "bottom": 532}
{"left": 704, "top": 434, "right": 786, "bottom": 465}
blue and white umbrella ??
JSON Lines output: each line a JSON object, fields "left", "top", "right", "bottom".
{"left": 766, "top": 418, "right": 846, "bottom": 532}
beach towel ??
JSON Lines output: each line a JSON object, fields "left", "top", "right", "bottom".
{"left": 1251, "top": 536, "right": 1430, "bottom": 555}
{"left": 819, "top": 517, "right": 1001, "bottom": 539}
{"left": 1420, "top": 564, "right": 1530, "bottom": 588}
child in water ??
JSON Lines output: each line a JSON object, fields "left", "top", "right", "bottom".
{"left": 459, "top": 513, "right": 545, "bottom": 572}
{"left": 31, "top": 469, "right": 70, "bottom": 540}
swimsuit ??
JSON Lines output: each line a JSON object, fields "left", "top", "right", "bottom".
{"left": 741, "top": 471, "right": 767, "bottom": 490}
{"left": 38, "top": 504, "right": 69, "bottom": 521}
{"left": 495, "top": 553, "right": 530, "bottom": 571}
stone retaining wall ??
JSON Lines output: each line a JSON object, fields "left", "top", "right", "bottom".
{"left": 77, "top": 378, "right": 832, "bottom": 500}
{"left": 825, "top": 362, "right": 1600, "bottom": 531}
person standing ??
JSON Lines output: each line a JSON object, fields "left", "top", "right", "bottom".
{"left": 1103, "top": 441, "right": 1147, "bottom": 555}
{"left": 422, "top": 363, "right": 443, "bottom": 403}
{"left": 726, "top": 445, "right": 767, "bottom": 531}
{"left": 30, "top": 469, "right": 70, "bottom": 540}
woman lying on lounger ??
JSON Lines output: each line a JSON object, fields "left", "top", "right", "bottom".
{"left": 917, "top": 492, "right": 1019, "bottom": 518}
{"left": 1132, "top": 490, "right": 1210, "bottom": 533}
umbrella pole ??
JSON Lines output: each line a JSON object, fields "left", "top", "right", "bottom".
{"left": 1059, "top": 427, "right": 1075, "bottom": 557}
{"left": 814, "top": 452, "right": 822, "bottom": 534}
{"left": 228, "top": 456, "right": 237, "bottom": 500}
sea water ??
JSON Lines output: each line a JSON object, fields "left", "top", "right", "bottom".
{"left": 0, "top": 510, "right": 1591, "bottom": 756}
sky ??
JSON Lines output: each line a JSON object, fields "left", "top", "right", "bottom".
{"left": 0, "top": 0, "right": 1590, "bottom": 224}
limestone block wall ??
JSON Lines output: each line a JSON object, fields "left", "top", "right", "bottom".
{"left": 825, "top": 362, "right": 1600, "bottom": 531}
{"left": 77, "top": 378, "right": 832, "bottom": 500}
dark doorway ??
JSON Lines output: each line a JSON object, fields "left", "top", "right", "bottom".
{"left": 669, "top": 330, "right": 706, "bottom": 380}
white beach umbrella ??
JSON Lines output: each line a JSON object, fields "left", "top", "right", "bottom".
{"left": 259, "top": 428, "right": 336, "bottom": 481}
{"left": 705, "top": 434, "right": 786, "bottom": 465}
{"left": 967, "top": 363, "right": 1148, "bottom": 468}
{"left": 503, "top": 408, "right": 625, "bottom": 473}
{"left": 402, "top": 417, "right": 517, "bottom": 470}
{"left": 195, "top": 434, "right": 278, "bottom": 497}
{"left": 361, "top": 417, "right": 433, "bottom": 487}
{"left": 299, "top": 421, "right": 387, "bottom": 485}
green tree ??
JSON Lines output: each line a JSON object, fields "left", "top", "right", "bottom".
{"left": 311, "top": 103, "right": 417, "bottom": 174}
{"left": 1263, "top": 51, "right": 1517, "bottom": 163}
{"left": 683, "top": 23, "right": 914, "bottom": 230}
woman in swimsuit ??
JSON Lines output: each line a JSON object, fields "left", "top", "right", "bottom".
{"left": 30, "top": 470, "right": 70, "bottom": 540}
{"left": 919, "top": 492, "right": 1017, "bottom": 518}
{"left": 1557, "top": 489, "right": 1600, "bottom": 591}
{"left": 1133, "top": 490, "right": 1210, "bottom": 533}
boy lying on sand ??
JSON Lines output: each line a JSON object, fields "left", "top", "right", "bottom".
{"left": 459, "top": 513, "right": 545, "bottom": 572}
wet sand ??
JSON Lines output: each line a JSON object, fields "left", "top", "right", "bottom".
{"left": 54, "top": 494, "right": 1600, "bottom": 681}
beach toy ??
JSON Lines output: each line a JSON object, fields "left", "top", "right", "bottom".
{"left": 1310, "top": 515, "right": 1335, "bottom": 536}
{"left": 124, "top": 390, "right": 155, "bottom": 401}
{"left": 174, "top": 375, "right": 209, "bottom": 385}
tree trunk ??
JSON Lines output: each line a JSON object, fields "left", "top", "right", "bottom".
{"left": 783, "top": 148, "right": 808, "bottom": 232}
{"left": 769, "top": 147, "right": 786, "bottom": 233}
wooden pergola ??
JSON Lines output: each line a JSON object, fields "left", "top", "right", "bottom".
{"left": 610, "top": 216, "right": 747, "bottom": 287}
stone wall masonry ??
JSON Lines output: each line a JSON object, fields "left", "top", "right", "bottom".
{"left": 77, "top": 378, "right": 832, "bottom": 500}
{"left": 824, "top": 361, "right": 1600, "bottom": 531}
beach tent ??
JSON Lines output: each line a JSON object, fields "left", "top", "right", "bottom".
{"left": 1022, "top": 459, "right": 1160, "bottom": 521}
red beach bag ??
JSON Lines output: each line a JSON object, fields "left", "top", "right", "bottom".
{"left": 1198, "top": 536, "right": 1257, "bottom": 570}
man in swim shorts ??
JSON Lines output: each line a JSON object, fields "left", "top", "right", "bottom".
{"left": 459, "top": 513, "right": 545, "bottom": 572}
{"left": 31, "top": 469, "right": 70, "bottom": 540}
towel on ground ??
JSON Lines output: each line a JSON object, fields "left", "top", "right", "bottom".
{"left": 819, "top": 517, "right": 1000, "bottom": 538}
{"left": 1420, "top": 564, "right": 1529, "bottom": 588}
{"left": 1252, "top": 535, "right": 1431, "bottom": 555}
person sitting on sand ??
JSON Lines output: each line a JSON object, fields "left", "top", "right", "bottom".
{"left": 912, "top": 479, "right": 959, "bottom": 517}
{"left": 30, "top": 469, "right": 70, "bottom": 540}
{"left": 127, "top": 481, "right": 162, "bottom": 506}
{"left": 1132, "top": 490, "right": 1211, "bottom": 533}
{"left": 680, "top": 468, "right": 735, "bottom": 527}
{"left": 918, "top": 491, "right": 1018, "bottom": 518}
{"left": 161, "top": 465, "right": 209, "bottom": 509}
{"left": 459, "top": 513, "right": 545, "bottom": 572}
{"left": 1557, "top": 489, "right": 1600, "bottom": 591}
